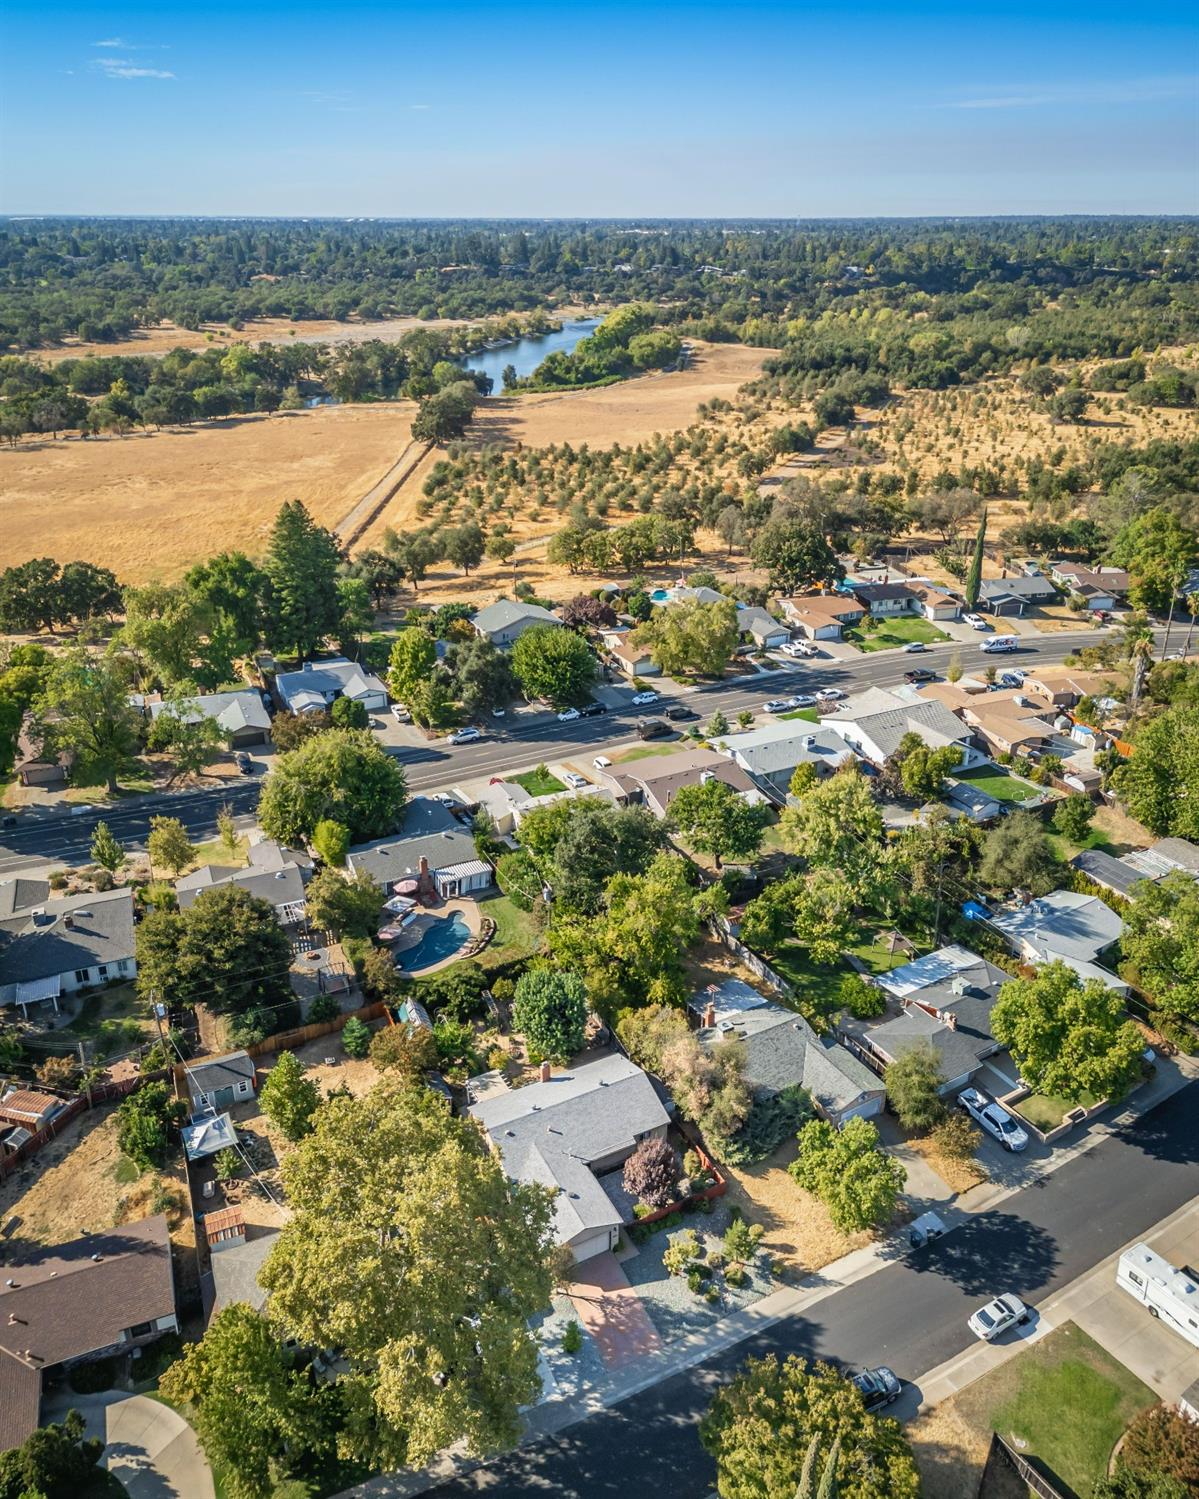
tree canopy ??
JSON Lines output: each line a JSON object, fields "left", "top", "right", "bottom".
{"left": 510, "top": 625, "right": 596, "bottom": 707}
{"left": 258, "top": 728, "right": 407, "bottom": 845}
{"left": 512, "top": 968, "right": 588, "bottom": 1061}
{"left": 631, "top": 598, "right": 740, "bottom": 678}
{"left": 791, "top": 1116, "right": 906, "bottom": 1234}
{"left": 670, "top": 778, "right": 771, "bottom": 867}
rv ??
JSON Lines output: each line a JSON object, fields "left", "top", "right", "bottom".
{"left": 1116, "top": 1244, "right": 1199, "bottom": 1348}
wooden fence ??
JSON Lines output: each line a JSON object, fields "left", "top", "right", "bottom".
{"left": 632, "top": 1144, "right": 727, "bottom": 1228}
{"left": 0, "top": 1069, "right": 169, "bottom": 1183}
{"left": 708, "top": 917, "right": 795, "bottom": 1001}
{"left": 980, "top": 1433, "right": 1068, "bottom": 1499}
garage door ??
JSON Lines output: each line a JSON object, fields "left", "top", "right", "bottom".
{"left": 571, "top": 1230, "right": 617, "bottom": 1263}
{"left": 838, "top": 1096, "right": 883, "bottom": 1124}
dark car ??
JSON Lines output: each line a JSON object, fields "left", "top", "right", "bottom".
{"left": 665, "top": 705, "right": 698, "bottom": 722}
{"left": 579, "top": 702, "right": 608, "bottom": 717}
{"left": 636, "top": 717, "right": 673, "bottom": 740}
{"left": 903, "top": 668, "right": 936, "bottom": 684}
{"left": 234, "top": 752, "right": 254, "bottom": 774}
{"left": 851, "top": 1366, "right": 901, "bottom": 1411}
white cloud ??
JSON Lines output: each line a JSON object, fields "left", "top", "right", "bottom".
{"left": 409, "top": 103, "right": 430, "bottom": 111}
{"left": 948, "top": 76, "right": 1197, "bottom": 110}
{"left": 94, "top": 57, "right": 175, "bottom": 80}
{"left": 92, "top": 37, "right": 127, "bottom": 47}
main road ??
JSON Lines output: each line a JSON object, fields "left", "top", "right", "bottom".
{"left": 419, "top": 1083, "right": 1198, "bottom": 1497}
{"left": 0, "top": 627, "right": 1125, "bottom": 875}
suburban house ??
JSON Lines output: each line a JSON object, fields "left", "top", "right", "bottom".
{"left": 274, "top": 658, "right": 389, "bottom": 716}
{"left": 941, "top": 781, "right": 1005, "bottom": 824}
{"left": 147, "top": 688, "right": 272, "bottom": 748}
{"left": 0, "top": 1088, "right": 66, "bottom": 1132}
{"left": 1021, "top": 667, "right": 1125, "bottom": 712}
{"left": 955, "top": 691, "right": 1058, "bottom": 759}
{"left": 175, "top": 858, "right": 308, "bottom": 926}
{"left": 736, "top": 605, "right": 789, "bottom": 650}
{"left": 182, "top": 1111, "right": 238, "bottom": 1162}
{"left": 347, "top": 796, "right": 493, "bottom": 899}
{"left": 820, "top": 686, "right": 986, "bottom": 771}
{"left": 978, "top": 575, "right": 1059, "bottom": 615}
{"left": 608, "top": 635, "right": 661, "bottom": 677}
{"left": 209, "top": 1228, "right": 281, "bottom": 1319}
{"left": 13, "top": 720, "right": 71, "bottom": 787}
{"left": 1072, "top": 836, "right": 1199, "bottom": 899}
{"left": 475, "top": 779, "right": 611, "bottom": 838}
{"left": 689, "top": 980, "right": 884, "bottom": 1126}
{"left": 779, "top": 593, "right": 866, "bottom": 641}
{"left": 595, "top": 748, "right": 768, "bottom": 818}
{"left": 715, "top": 720, "right": 857, "bottom": 799}
{"left": 911, "top": 584, "right": 962, "bottom": 622}
{"left": 185, "top": 1051, "right": 257, "bottom": 1114}
{"left": 468, "top": 1053, "right": 672, "bottom": 1262}
{"left": 838, "top": 945, "right": 1010, "bottom": 1095}
{"left": 470, "top": 599, "right": 561, "bottom": 648}
{"left": 0, "top": 1215, "right": 178, "bottom": 1453}
{"left": 654, "top": 584, "right": 726, "bottom": 607}
{"left": 0, "top": 887, "right": 136, "bottom": 1017}
{"left": 850, "top": 581, "right": 923, "bottom": 618}
{"left": 1048, "top": 563, "right": 1130, "bottom": 610}
{"left": 989, "top": 890, "right": 1127, "bottom": 991}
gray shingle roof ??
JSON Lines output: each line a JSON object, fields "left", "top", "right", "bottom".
{"left": 853, "top": 1005, "right": 992, "bottom": 1082}
{"left": 275, "top": 658, "right": 388, "bottom": 712}
{"left": 176, "top": 863, "right": 306, "bottom": 913}
{"left": 991, "top": 890, "right": 1124, "bottom": 963}
{"left": 346, "top": 797, "right": 481, "bottom": 886}
{"left": 148, "top": 689, "right": 270, "bottom": 736}
{"left": 0, "top": 888, "right": 135, "bottom": 989}
{"left": 186, "top": 1051, "right": 256, "bottom": 1098}
{"left": 210, "top": 1230, "right": 280, "bottom": 1316}
{"left": 470, "top": 600, "right": 560, "bottom": 634}
{"left": 1071, "top": 849, "right": 1150, "bottom": 898}
{"left": 979, "top": 576, "right": 1057, "bottom": 603}
{"left": 0, "top": 879, "right": 51, "bottom": 920}
{"left": 698, "top": 1004, "right": 880, "bottom": 1116}
{"left": 722, "top": 725, "right": 855, "bottom": 778}
{"left": 876, "top": 944, "right": 1007, "bottom": 1049}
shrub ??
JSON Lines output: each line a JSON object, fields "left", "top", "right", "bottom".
{"left": 885, "top": 1042, "right": 947, "bottom": 1132}
{"left": 663, "top": 1228, "right": 702, "bottom": 1277}
{"left": 214, "top": 1147, "right": 241, "bottom": 1181}
{"left": 687, "top": 1268, "right": 705, "bottom": 1294}
{"left": 704, "top": 1285, "right": 720, "bottom": 1304}
{"left": 306, "top": 992, "right": 341, "bottom": 1024}
{"left": 340, "top": 1015, "right": 372, "bottom": 1058}
{"left": 1120, "top": 1405, "right": 1199, "bottom": 1488}
{"left": 369, "top": 1022, "right": 437, "bottom": 1078}
{"left": 561, "top": 1320, "right": 583, "bottom": 1355}
{"left": 932, "top": 1113, "right": 983, "bottom": 1162}
{"left": 622, "top": 1136, "right": 681, "bottom": 1208}
{"left": 838, "top": 972, "right": 886, "bottom": 1019}
{"left": 725, "top": 1265, "right": 748, "bottom": 1288}
{"left": 708, "top": 1084, "right": 813, "bottom": 1166}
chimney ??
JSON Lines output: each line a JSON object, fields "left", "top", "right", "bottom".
{"left": 703, "top": 1002, "right": 716, "bottom": 1028}
{"left": 539, "top": 1060, "right": 551, "bottom": 1083}
{"left": 418, "top": 856, "right": 429, "bottom": 877}
{"left": 944, "top": 1011, "right": 958, "bottom": 1030}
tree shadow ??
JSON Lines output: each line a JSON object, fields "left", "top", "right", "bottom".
{"left": 903, "top": 1211, "right": 1059, "bottom": 1297}
{"left": 1112, "top": 1081, "right": 1198, "bottom": 1165}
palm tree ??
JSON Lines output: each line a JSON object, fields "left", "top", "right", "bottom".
{"left": 1183, "top": 591, "right": 1199, "bottom": 658}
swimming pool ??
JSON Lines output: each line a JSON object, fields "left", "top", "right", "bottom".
{"left": 396, "top": 913, "right": 471, "bottom": 972}
{"left": 650, "top": 588, "right": 671, "bottom": 602}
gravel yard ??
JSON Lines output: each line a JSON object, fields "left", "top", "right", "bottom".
{"left": 533, "top": 1295, "right": 607, "bottom": 1401}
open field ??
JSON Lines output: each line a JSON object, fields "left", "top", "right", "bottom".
{"left": 0, "top": 403, "right": 416, "bottom": 581}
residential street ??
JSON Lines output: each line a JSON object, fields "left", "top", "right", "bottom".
{"left": 407, "top": 1082, "right": 1199, "bottom": 1498}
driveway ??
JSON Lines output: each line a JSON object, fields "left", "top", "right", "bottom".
{"left": 567, "top": 1251, "right": 662, "bottom": 1370}
{"left": 44, "top": 1390, "right": 214, "bottom": 1499}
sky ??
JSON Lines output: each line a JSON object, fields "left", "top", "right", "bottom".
{"left": 2, "top": 0, "right": 1197, "bottom": 217}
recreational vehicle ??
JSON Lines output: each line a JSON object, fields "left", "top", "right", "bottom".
{"left": 1116, "top": 1244, "right": 1199, "bottom": 1349}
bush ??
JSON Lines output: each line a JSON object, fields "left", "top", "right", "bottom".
{"left": 687, "top": 1268, "right": 705, "bottom": 1294}
{"left": 561, "top": 1320, "right": 583, "bottom": 1355}
{"left": 415, "top": 960, "right": 488, "bottom": 1022}
{"left": 838, "top": 972, "right": 886, "bottom": 1020}
{"left": 495, "top": 848, "right": 540, "bottom": 912}
{"left": 340, "top": 1015, "right": 372, "bottom": 1058}
{"left": 1120, "top": 1405, "right": 1199, "bottom": 1488}
{"left": 932, "top": 1112, "right": 982, "bottom": 1162}
{"left": 708, "top": 1084, "right": 813, "bottom": 1166}
{"left": 725, "top": 1265, "right": 748, "bottom": 1288}
{"left": 214, "top": 1147, "right": 241, "bottom": 1181}
{"left": 704, "top": 1285, "right": 720, "bottom": 1304}
{"left": 885, "top": 1043, "right": 947, "bottom": 1132}
{"left": 663, "top": 1227, "right": 702, "bottom": 1276}
{"left": 306, "top": 992, "right": 341, "bottom": 1024}
{"left": 622, "top": 1136, "right": 681, "bottom": 1209}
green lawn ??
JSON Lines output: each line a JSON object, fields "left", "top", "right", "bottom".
{"left": 612, "top": 741, "right": 681, "bottom": 764}
{"left": 67, "top": 983, "right": 153, "bottom": 1056}
{"left": 1047, "top": 827, "right": 1116, "bottom": 864}
{"left": 952, "top": 1324, "right": 1156, "bottom": 1499}
{"left": 951, "top": 765, "right": 1041, "bottom": 804}
{"left": 511, "top": 766, "right": 566, "bottom": 796}
{"left": 476, "top": 892, "right": 542, "bottom": 966}
{"left": 846, "top": 933, "right": 930, "bottom": 975}
{"left": 1016, "top": 1090, "right": 1101, "bottom": 1132}
{"left": 768, "top": 945, "right": 847, "bottom": 1021}
{"left": 187, "top": 835, "right": 249, "bottom": 869}
{"left": 845, "top": 616, "right": 951, "bottom": 653}
{"left": 780, "top": 707, "right": 820, "bottom": 722}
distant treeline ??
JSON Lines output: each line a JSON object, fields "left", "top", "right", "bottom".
{"left": 2, "top": 216, "right": 1195, "bottom": 354}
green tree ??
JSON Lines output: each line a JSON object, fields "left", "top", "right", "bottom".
{"left": 305, "top": 866, "right": 384, "bottom": 939}
{"left": 789, "top": 762, "right": 819, "bottom": 797}
{"left": 510, "top": 624, "right": 595, "bottom": 707}
{"left": 512, "top": 968, "right": 588, "bottom": 1061}
{"left": 263, "top": 501, "right": 345, "bottom": 658}
{"left": 0, "top": 557, "right": 64, "bottom": 633}
{"left": 791, "top": 1117, "right": 905, "bottom": 1234}
{"left": 1115, "top": 706, "right": 1199, "bottom": 839}
{"left": 750, "top": 519, "right": 842, "bottom": 595}
{"left": 708, "top": 709, "right": 730, "bottom": 737}
{"left": 184, "top": 551, "right": 265, "bottom": 658}
{"left": 159, "top": 1304, "right": 329, "bottom": 1499}
{"left": 259, "top": 1051, "right": 320, "bottom": 1142}
{"left": 670, "top": 778, "right": 771, "bottom": 867}
{"left": 779, "top": 767, "right": 883, "bottom": 897}
{"left": 1092, "top": 1470, "right": 1187, "bottom": 1499}
{"left": 136, "top": 885, "right": 293, "bottom": 1016}
{"left": 978, "top": 809, "right": 1058, "bottom": 894}
{"left": 387, "top": 628, "right": 437, "bottom": 707}
{"left": 311, "top": 818, "right": 350, "bottom": 867}
{"left": 723, "top": 1216, "right": 765, "bottom": 1268}
{"left": 443, "top": 521, "right": 486, "bottom": 575}
{"left": 964, "top": 507, "right": 987, "bottom": 610}
{"left": 257, "top": 728, "right": 407, "bottom": 845}
{"left": 330, "top": 695, "right": 369, "bottom": 729}
{"left": 699, "top": 1354, "right": 920, "bottom": 1499}
{"left": 147, "top": 815, "right": 196, "bottom": 877}
{"left": 369, "top": 1022, "right": 438, "bottom": 1079}
{"left": 1052, "top": 793, "right": 1095, "bottom": 842}
{"left": 411, "top": 380, "right": 478, "bottom": 444}
{"left": 991, "top": 962, "right": 1146, "bottom": 1102}
{"left": 1118, "top": 1405, "right": 1199, "bottom": 1490}
{"left": 894, "top": 738, "right": 961, "bottom": 801}
{"left": 1110, "top": 506, "right": 1199, "bottom": 613}
{"left": 444, "top": 636, "right": 518, "bottom": 717}
{"left": 145, "top": 692, "right": 226, "bottom": 777}
{"left": 257, "top": 1079, "right": 555, "bottom": 1470}
{"left": 216, "top": 803, "right": 241, "bottom": 862}
{"left": 884, "top": 1042, "right": 946, "bottom": 1132}
{"left": 116, "top": 1081, "right": 185, "bottom": 1172}
{"left": 90, "top": 820, "right": 125, "bottom": 874}
{"left": 1122, "top": 871, "right": 1199, "bottom": 1023}
{"left": 631, "top": 599, "right": 739, "bottom": 677}
{"left": 0, "top": 1409, "right": 105, "bottom": 1499}
{"left": 35, "top": 647, "right": 139, "bottom": 792}
{"left": 340, "top": 1014, "right": 372, "bottom": 1057}
{"left": 121, "top": 583, "right": 223, "bottom": 686}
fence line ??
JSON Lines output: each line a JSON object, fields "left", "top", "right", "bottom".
{"left": 981, "top": 1433, "right": 1069, "bottom": 1499}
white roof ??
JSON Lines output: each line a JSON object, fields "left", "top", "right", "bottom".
{"left": 878, "top": 944, "right": 980, "bottom": 998}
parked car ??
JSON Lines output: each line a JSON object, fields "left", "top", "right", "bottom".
{"left": 780, "top": 639, "right": 817, "bottom": 658}
{"left": 579, "top": 702, "right": 608, "bottom": 717}
{"left": 636, "top": 717, "right": 672, "bottom": 740}
{"left": 902, "top": 641, "right": 927, "bottom": 653}
{"left": 593, "top": 755, "right": 613, "bottom": 769}
{"left": 562, "top": 771, "right": 589, "bottom": 789}
{"left": 557, "top": 707, "right": 581, "bottom": 722}
{"left": 764, "top": 698, "right": 794, "bottom": 715}
{"left": 789, "top": 693, "right": 817, "bottom": 707}
{"left": 963, "top": 613, "right": 988, "bottom": 630}
{"left": 234, "top": 751, "right": 254, "bottom": 775}
{"left": 631, "top": 691, "right": 660, "bottom": 707}
{"left": 998, "top": 670, "right": 1026, "bottom": 687}
{"left": 815, "top": 687, "right": 846, "bottom": 702}
{"left": 851, "top": 1367, "right": 902, "bottom": 1411}
{"left": 390, "top": 704, "right": 412, "bottom": 723}
{"left": 665, "top": 705, "right": 698, "bottom": 721}
{"left": 957, "top": 1087, "right": 1029, "bottom": 1152}
{"left": 904, "top": 667, "right": 936, "bottom": 684}
{"left": 448, "top": 726, "right": 482, "bottom": 744}
{"left": 968, "top": 1293, "right": 1030, "bottom": 1342}
{"left": 490, "top": 706, "right": 506, "bottom": 718}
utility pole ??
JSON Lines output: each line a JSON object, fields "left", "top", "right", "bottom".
{"left": 151, "top": 990, "right": 183, "bottom": 1102}
{"left": 77, "top": 1041, "right": 92, "bottom": 1108}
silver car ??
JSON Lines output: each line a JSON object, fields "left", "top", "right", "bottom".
{"left": 968, "top": 1293, "right": 1030, "bottom": 1342}
{"left": 958, "top": 1087, "right": 1029, "bottom": 1153}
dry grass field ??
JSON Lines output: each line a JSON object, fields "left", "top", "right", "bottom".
{"left": 0, "top": 403, "right": 417, "bottom": 581}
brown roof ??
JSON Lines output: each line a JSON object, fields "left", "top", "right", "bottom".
{"left": 609, "top": 638, "right": 654, "bottom": 664}
{"left": 0, "top": 1090, "right": 62, "bottom": 1125}
{"left": 783, "top": 593, "right": 865, "bottom": 623}
{"left": 0, "top": 1215, "right": 176, "bottom": 1449}
{"left": 0, "top": 1346, "right": 41, "bottom": 1453}
{"left": 203, "top": 1206, "right": 246, "bottom": 1247}
{"left": 962, "top": 694, "right": 1055, "bottom": 747}
{"left": 616, "top": 749, "right": 760, "bottom": 814}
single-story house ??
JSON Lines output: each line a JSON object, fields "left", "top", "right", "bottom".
{"left": 1021, "top": 668, "right": 1125, "bottom": 712}
{"left": 13, "top": 721, "right": 71, "bottom": 787}
{"left": 595, "top": 748, "right": 767, "bottom": 819}
{"left": 346, "top": 796, "right": 493, "bottom": 899}
{"left": 147, "top": 688, "right": 272, "bottom": 748}
{"left": 839, "top": 1002, "right": 1004, "bottom": 1097}
{"left": 0, "top": 887, "right": 137, "bottom": 1016}
{"left": 912, "top": 585, "right": 961, "bottom": 622}
{"left": 654, "top": 584, "right": 726, "bottom": 607}
{"left": 990, "top": 890, "right": 1127, "bottom": 992}
{"left": 1071, "top": 836, "right": 1199, "bottom": 897}
{"left": 185, "top": 1051, "right": 257, "bottom": 1114}
{"left": 474, "top": 779, "right": 612, "bottom": 837}
{"left": 689, "top": 980, "right": 884, "bottom": 1126}
{"left": 820, "top": 686, "right": 986, "bottom": 771}
{"left": 0, "top": 1215, "right": 178, "bottom": 1453}
{"left": 275, "top": 658, "right": 389, "bottom": 716}
{"left": 0, "top": 878, "right": 49, "bottom": 919}
{"left": 1070, "top": 849, "right": 1152, "bottom": 900}
{"left": 736, "top": 605, "right": 789, "bottom": 650}
{"left": 209, "top": 1229, "right": 281, "bottom": 1319}
{"left": 0, "top": 1089, "right": 65, "bottom": 1132}
{"left": 978, "top": 575, "right": 1059, "bottom": 615}
{"left": 470, "top": 599, "right": 561, "bottom": 648}
{"left": 469, "top": 1053, "right": 672, "bottom": 1263}
{"left": 182, "top": 1111, "right": 238, "bottom": 1161}
{"left": 608, "top": 636, "right": 661, "bottom": 677}
{"left": 715, "top": 720, "right": 857, "bottom": 799}
{"left": 247, "top": 838, "right": 315, "bottom": 878}
{"left": 957, "top": 692, "right": 1058, "bottom": 758}
{"left": 1048, "top": 563, "right": 1130, "bottom": 610}
{"left": 175, "top": 860, "right": 308, "bottom": 926}
{"left": 850, "top": 581, "right": 922, "bottom": 618}
{"left": 942, "top": 781, "right": 1005, "bottom": 823}
{"left": 779, "top": 593, "right": 866, "bottom": 641}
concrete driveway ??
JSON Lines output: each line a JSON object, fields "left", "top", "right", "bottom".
{"left": 44, "top": 1390, "right": 214, "bottom": 1499}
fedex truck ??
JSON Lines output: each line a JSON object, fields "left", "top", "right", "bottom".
{"left": 1117, "top": 1244, "right": 1199, "bottom": 1349}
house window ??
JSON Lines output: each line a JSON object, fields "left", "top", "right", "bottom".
{"left": 98, "top": 965, "right": 109, "bottom": 979}
{"left": 74, "top": 969, "right": 90, "bottom": 984}
{"left": 126, "top": 1321, "right": 153, "bottom": 1339}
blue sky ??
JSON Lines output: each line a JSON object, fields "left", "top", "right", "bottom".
{"left": 2, "top": 0, "right": 1196, "bottom": 216}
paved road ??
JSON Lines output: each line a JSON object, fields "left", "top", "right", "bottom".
{"left": 422, "top": 1083, "right": 1199, "bottom": 1497}
{"left": 0, "top": 627, "right": 1126, "bottom": 873}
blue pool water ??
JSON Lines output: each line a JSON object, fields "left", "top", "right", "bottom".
{"left": 650, "top": 588, "right": 671, "bottom": 602}
{"left": 396, "top": 913, "right": 471, "bottom": 972}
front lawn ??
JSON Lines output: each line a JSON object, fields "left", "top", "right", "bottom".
{"left": 845, "top": 616, "right": 951, "bottom": 653}
{"left": 951, "top": 765, "right": 1040, "bottom": 803}
{"left": 1016, "top": 1089, "right": 1101, "bottom": 1133}
{"left": 779, "top": 707, "right": 820, "bottom": 722}
{"left": 511, "top": 766, "right": 565, "bottom": 796}
{"left": 612, "top": 741, "right": 681, "bottom": 764}
{"left": 187, "top": 835, "right": 250, "bottom": 870}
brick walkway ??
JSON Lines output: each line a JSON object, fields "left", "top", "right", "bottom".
{"left": 568, "top": 1251, "right": 662, "bottom": 1369}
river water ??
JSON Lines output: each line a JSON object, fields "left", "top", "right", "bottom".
{"left": 459, "top": 316, "right": 600, "bottom": 393}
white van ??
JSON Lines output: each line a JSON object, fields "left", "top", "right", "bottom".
{"left": 980, "top": 636, "right": 1020, "bottom": 654}
{"left": 1116, "top": 1244, "right": 1199, "bottom": 1348}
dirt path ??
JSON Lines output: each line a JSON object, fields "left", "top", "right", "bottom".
{"left": 334, "top": 437, "right": 432, "bottom": 546}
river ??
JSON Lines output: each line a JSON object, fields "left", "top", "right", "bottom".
{"left": 459, "top": 316, "right": 600, "bottom": 393}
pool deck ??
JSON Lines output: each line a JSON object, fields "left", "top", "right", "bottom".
{"left": 393, "top": 897, "right": 483, "bottom": 976}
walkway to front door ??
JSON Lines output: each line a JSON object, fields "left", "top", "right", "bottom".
{"left": 567, "top": 1251, "right": 662, "bottom": 1369}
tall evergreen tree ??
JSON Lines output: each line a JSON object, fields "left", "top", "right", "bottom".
{"left": 263, "top": 502, "right": 345, "bottom": 658}
{"left": 964, "top": 507, "right": 987, "bottom": 610}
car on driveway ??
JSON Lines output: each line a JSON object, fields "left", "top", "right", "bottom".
{"left": 665, "top": 705, "right": 698, "bottom": 721}
{"left": 448, "top": 726, "right": 482, "bottom": 745}
{"left": 998, "top": 670, "right": 1026, "bottom": 687}
{"left": 904, "top": 667, "right": 936, "bottom": 684}
{"left": 631, "top": 691, "right": 660, "bottom": 706}
{"left": 562, "top": 771, "right": 589, "bottom": 789}
{"left": 593, "top": 755, "right": 613, "bottom": 769}
{"left": 851, "top": 1367, "right": 902, "bottom": 1411}
{"left": 963, "top": 613, "right": 988, "bottom": 630}
{"left": 902, "top": 641, "right": 927, "bottom": 653}
{"left": 579, "top": 702, "right": 607, "bottom": 717}
{"left": 234, "top": 752, "right": 254, "bottom": 775}
{"left": 557, "top": 707, "right": 581, "bottom": 722}
{"left": 957, "top": 1087, "right": 1029, "bottom": 1152}
{"left": 391, "top": 704, "right": 412, "bottom": 723}
{"left": 764, "top": 698, "right": 794, "bottom": 714}
{"left": 780, "top": 639, "right": 818, "bottom": 658}
{"left": 968, "top": 1293, "right": 1031, "bottom": 1342}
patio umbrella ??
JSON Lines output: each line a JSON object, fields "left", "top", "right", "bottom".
{"left": 396, "top": 879, "right": 420, "bottom": 894}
